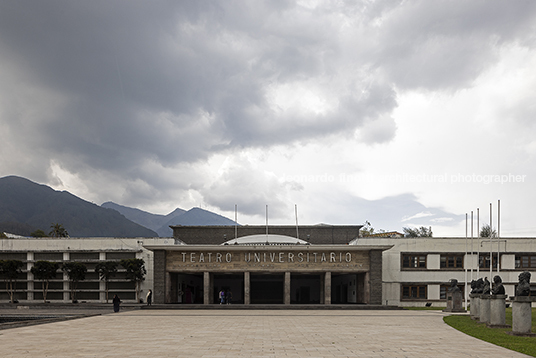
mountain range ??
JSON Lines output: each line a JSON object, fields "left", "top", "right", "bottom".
{"left": 101, "top": 202, "right": 237, "bottom": 237}
{"left": 0, "top": 175, "right": 236, "bottom": 237}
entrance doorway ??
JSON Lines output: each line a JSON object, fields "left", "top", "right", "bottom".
{"left": 250, "top": 273, "right": 284, "bottom": 304}
{"left": 332, "top": 273, "right": 357, "bottom": 304}
{"left": 171, "top": 273, "right": 203, "bottom": 304}
{"left": 213, "top": 273, "right": 244, "bottom": 304}
{"left": 290, "top": 273, "right": 321, "bottom": 304}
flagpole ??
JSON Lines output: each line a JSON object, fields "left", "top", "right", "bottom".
{"left": 470, "top": 211, "right": 474, "bottom": 281}
{"left": 477, "top": 208, "right": 480, "bottom": 277}
{"left": 465, "top": 213, "right": 468, "bottom": 309}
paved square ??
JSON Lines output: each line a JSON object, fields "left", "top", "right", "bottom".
{"left": 0, "top": 310, "right": 531, "bottom": 357}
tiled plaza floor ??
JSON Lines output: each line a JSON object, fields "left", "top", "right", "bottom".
{"left": 0, "top": 309, "right": 531, "bottom": 357}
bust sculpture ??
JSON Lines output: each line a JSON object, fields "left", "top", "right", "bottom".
{"left": 516, "top": 271, "right": 531, "bottom": 296}
{"left": 482, "top": 277, "right": 491, "bottom": 295}
{"left": 470, "top": 278, "right": 484, "bottom": 294}
{"left": 448, "top": 278, "right": 461, "bottom": 293}
{"left": 491, "top": 275, "right": 505, "bottom": 295}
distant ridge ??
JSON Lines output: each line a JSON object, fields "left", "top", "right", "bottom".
{"left": 102, "top": 203, "right": 238, "bottom": 237}
{"left": 101, "top": 202, "right": 186, "bottom": 233}
{"left": 0, "top": 176, "right": 157, "bottom": 237}
{"left": 156, "top": 207, "right": 238, "bottom": 236}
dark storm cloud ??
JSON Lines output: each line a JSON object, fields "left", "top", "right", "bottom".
{"left": 0, "top": 1, "right": 400, "bottom": 179}
{"left": 1, "top": 0, "right": 535, "bottom": 218}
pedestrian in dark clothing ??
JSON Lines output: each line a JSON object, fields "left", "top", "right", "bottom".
{"left": 146, "top": 289, "right": 152, "bottom": 306}
{"left": 113, "top": 294, "right": 121, "bottom": 312}
{"left": 226, "top": 290, "right": 232, "bottom": 305}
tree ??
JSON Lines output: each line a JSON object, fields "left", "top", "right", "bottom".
{"left": 0, "top": 232, "right": 7, "bottom": 238}
{"left": 95, "top": 261, "right": 118, "bottom": 303}
{"left": 49, "top": 223, "right": 69, "bottom": 237}
{"left": 360, "top": 221, "right": 374, "bottom": 237}
{"left": 360, "top": 221, "right": 386, "bottom": 237}
{"left": 31, "top": 261, "right": 60, "bottom": 303}
{"left": 403, "top": 226, "right": 433, "bottom": 238}
{"left": 480, "top": 224, "right": 497, "bottom": 238}
{"left": 31, "top": 229, "right": 47, "bottom": 238}
{"left": 62, "top": 262, "right": 87, "bottom": 302}
{"left": 0, "top": 260, "right": 24, "bottom": 303}
{"left": 120, "top": 258, "right": 146, "bottom": 303}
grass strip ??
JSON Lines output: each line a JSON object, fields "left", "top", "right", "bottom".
{"left": 443, "top": 308, "right": 536, "bottom": 357}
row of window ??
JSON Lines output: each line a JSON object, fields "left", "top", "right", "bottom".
{"left": 401, "top": 285, "right": 465, "bottom": 300}
{"left": 402, "top": 254, "right": 536, "bottom": 269}
{"left": 402, "top": 284, "right": 536, "bottom": 300}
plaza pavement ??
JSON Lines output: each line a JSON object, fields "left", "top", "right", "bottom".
{"left": 0, "top": 309, "right": 532, "bottom": 357}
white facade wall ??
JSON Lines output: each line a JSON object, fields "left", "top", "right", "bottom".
{"left": 0, "top": 237, "right": 175, "bottom": 303}
{"left": 353, "top": 237, "right": 536, "bottom": 307}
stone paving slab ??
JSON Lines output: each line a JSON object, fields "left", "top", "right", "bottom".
{"left": 0, "top": 310, "right": 531, "bottom": 357}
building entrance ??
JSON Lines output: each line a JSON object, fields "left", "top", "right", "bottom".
{"left": 331, "top": 273, "right": 367, "bottom": 304}
{"left": 213, "top": 273, "right": 244, "bottom": 304}
{"left": 290, "top": 273, "right": 321, "bottom": 304}
{"left": 170, "top": 273, "right": 204, "bottom": 304}
{"left": 250, "top": 273, "right": 284, "bottom": 304}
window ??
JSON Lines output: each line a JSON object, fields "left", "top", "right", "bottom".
{"left": 402, "top": 254, "right": 426, "bottom": 269}
{"left": 515, "top": 255, "right": 536, "bottom": 269}
{"left": 402, "top": 285, "right": 427, "bottom": 299}
{"left": 479, "top": 253, "right": 499, "bottom": 269}
{"left": 34, "top": 252, "right": 63, "bottom": 261}
{"left": 440, "top": 254, "right": 464, "bottom": 269}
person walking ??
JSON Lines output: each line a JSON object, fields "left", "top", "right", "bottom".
{"left": 219, "top": 289, "right": 225, "bottom": 304}
{"left": 146, "top": 289, "right": 152, "bottom": 306}
{"left": 113, "top": 294, "right": 121, "bottom": 312}
{"left": 226, "top": 289, "right": 232, "bottom": 305}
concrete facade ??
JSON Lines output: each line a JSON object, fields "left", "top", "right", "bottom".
{"left": 147, "top": 244, "right": 392, "bottom": 305}
{"left": 1, "top": 231, "right": 536, "bottom": 307}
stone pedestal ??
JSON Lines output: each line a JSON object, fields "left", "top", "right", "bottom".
{"left": 479, "top": 295, "right": 491, "bottom": 324}
{"left": 511, "top": 296, "right": 536, "bottom": 336}
{"left": 488, "top": 295, "right": 508, "bottom": 327}
{"left": 469, "top": 294, "right": 480, "bottom": 320}
{"left": 443, "top": 290, "right": 465, "bottom": 312}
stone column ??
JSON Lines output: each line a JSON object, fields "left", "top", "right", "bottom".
{"left": 324, "top": 271, "right": 331, "bottom": 305}
{"left": 153, "top": 250, "right": 166, "bottom": 304}
{"left": 165, "top": 272, "right": 171, "bottom": 304}
{"left": 512, "top": 296, "right": 536, "bottom": 335}
{"left": 26, "top": 252, "right": 34, "bottom": 301}
{"left": 369, "top": 250, "right": 383, "bottom": 305}
{"left": 203, "top": 272, "right": 211, "bottom": 305}
{"left": 63, "top": 252, "right": 70, "bottom": 302}
{"left": 284, "top": 272, "right": 291, "bottom": 305}
{"left": 364, "top": 272, "right": 370, "bottom": 304}
{"left": 488, "top": 294, "right": 508, "bottom": 327}
{"left": 244, "top": 272, "right": 250, "bottom": 305}
{"left": 469, "top": 294, "right": 480, "bottom": 320}
{"left": 479, "top": 294, "right": 491, "bottom": 324}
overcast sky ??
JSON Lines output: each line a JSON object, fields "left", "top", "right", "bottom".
{"left": 1, "top": 0, "right": 536, "bottom": 236}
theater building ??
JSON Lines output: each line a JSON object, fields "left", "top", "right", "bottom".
{"left": 145, "top": 225, "right": 392, "bottom": 305}
{"left": 1, "top": 224, "right": 535, "bottom": 307}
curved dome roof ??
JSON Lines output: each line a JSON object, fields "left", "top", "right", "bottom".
{"left": 221, "top": 234, "right": 309, "bottom": 245}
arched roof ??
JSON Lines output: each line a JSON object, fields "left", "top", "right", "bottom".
{"left": 221, "top": 234, "right": 309, "bottom": 246}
